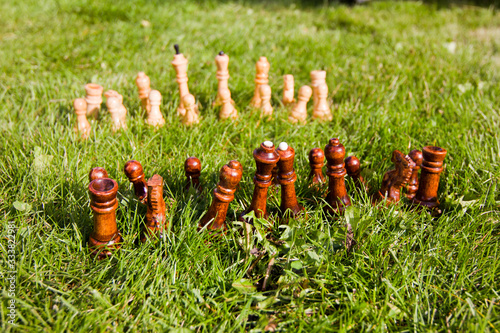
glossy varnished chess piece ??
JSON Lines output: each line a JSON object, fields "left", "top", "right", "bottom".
{"left": 147, "top": 90, "right": 165, "bottom": 127}
{"left": 184, "top": 156, "right": 202, "bottom": 192}
{"left": 277, "top": 142, "right": 304, "bottom": 219}
{"left": 259, "top": 84, "right": 273, "bottom": 117}
{"left": 214, "top": 51, "right": 234, "bottom": 106}
{"left": 250, "top": 57, "right": 270, "bottom": 107}
{"left": 89, "top": 167, "right": 108, "bottom": 182}
{"left": 324, "top": 138, "right": 351, "bottom": 214}
{"left": 141, "top": 174, "right": 166, "bottom": 242}
{"left": 181, "top": 94, "right": 199, "bottom": 126}
{"left": 289, "top": 85, "right": 312, "bottom": 124}
{"left": 412, "top": 146, "right": 447, "bottom": 211}
{"left": 239, "top": 141, "right": 280, "bottom": 223}
{"left": 88, "top": 177, "right": 122, "bottom": 259}
{"left": 373, "top": 150, "right": 415, "bottom": 205}
{"left": 199, "top": 160, "right": 243, "bottom": 231}
{"left": 345, "top": 156, "right": 367, "bottom": 191}
{"left": 282, "top": 74, "right": 295, "bottom": 106}
{"left": 312, "top": 82, "right": 332, "bottom": 121}
{"left": 74, "top": 98, "right": 91, "bottom": 139}
{"left": 124, "top": 160, "right": 148, "bottom": 203}
{"left": 308, "top": 148, "right": 326, "bottom": 185}
{"left": 406, "top": 149, "right": 423, "bottom": 200}
{"left": 85, "top": 83, "right": 103, "bottom": 119}
{"left": 135, "top": 72, "right": 151, "bottom": 114}
{"left": 171, "top": 44, "right": 190, "bottom": 117}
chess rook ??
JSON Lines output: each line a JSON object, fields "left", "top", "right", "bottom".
{"left": 141, "top": 174, "right": 167, "bottom": 242}
{"left": 412, "top": 146, "right": 447, "bottom": 210}
{"left": 324, "top": 138, "right": 351, "bottom": 214}
{"left": 88, "top": 177, "right": 122, "bottom": 259}
{"left": 74, "top": 98, "right": 91, "bottom": 139}
{"left": 406, "top": 149, "right": 423, "bottom": 200}
{"left": 135, "top": 72, "right": 151, "bottom": 114}
{"left": 85, "top": 83, "right": 103, "bottom": 119}
{"left": 214, "top": 51, "right": 234, "bottom": 106}
{"left": 312, "top": 82, "right": 332, "bottom": 121}
{"left": 89, "top": 167, "right": 108, "bottom": 182}
{"left": 219, "top": 88, "right": 238, "bottom": 120}
{"left": 277, "top": 142, "right": 304, "bottom": 219}
{"left": 259, "top": 84, "right": 273, "bottom": 117}
{"left": 181, "top": 94, "right": 199, "bottom": 126}
{"left": 289, "top": 85, "right": 312, "bottom": 124}
{"left": 374, "top": 150, "right": 415, "bottom": 205}
{"left": 239, "top": 141, "right": 280, "bottom": 223}
{"left": 106, "top": 95, "right": 127, "bottom": 131}
{"left": 310, "top": 70, "right": 326, "bottom": 108}
{"left": 345, "top": 156, "right": 366, "bottom": 191}
{"left": 184, "top": 156, "right": 202, "bottom": 192}
{"left": 171, "top": 44, "right": 190, "bottom": 117}
{"left": 124, "top": 160, "right": 148, "bottom": 203}
{"left": 146, "top": 90, "right": 165, "bottom": 127}
{"left": 250, "top": 57, "right": 270, "bottom": 107}
{"left": 308, "top": 148, "right": 326, "bottom": 185}
{"left": 199, "top": 160, "right": 243, "bottom": 231}
{"left": 282, "top": 75, "right": 295, "bottom": 106}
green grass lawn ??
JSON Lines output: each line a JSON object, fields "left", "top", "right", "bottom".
{"left": 1, "top": 0, "right": 499, "bottom": 331}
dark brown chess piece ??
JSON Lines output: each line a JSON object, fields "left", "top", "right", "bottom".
{"left": 184, "top": 156, "right": 202, "bottom": 192}
{"left": 345, "top": 156, "right": 367, "bottom": 191}
{"left": 239, "top": 141, "right": 280, "bottom": 223}
{"left": 88, "top": 177, "right": 122, "bottom": 259}
{"left": 141, "top": 174, "right": 167, "bottom": 242}
{"left": 277, "top": 142, "right": 304, "bottom": 219}
{"left": 324, "top": 138, "right": 351, "bottom": 214}
{"left": 412, "top": 146, "right": 447, "bottom": 211}
{"left": 373, "top": 150, "right": 415, "bottom": 205}
{"left": 272, "top": 164, "right": 279, "bottom": 187}
{"left": 406, "top": 149, "right": 423, "bottom": 200}
{"left": 124, "top": 160, "right": 147, "bottom": 203}
{"left": 89, "top": 167, "right": 108, "bottom": 182}
{"left": 199, "top": 160, "right": 243, "bottom": 231}
{"left": 308, "top": 148, "right": 326, "bottom": 185}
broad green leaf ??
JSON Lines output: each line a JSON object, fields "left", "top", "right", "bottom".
{"left": 232, "top": 278, "right": 256, "bottom": 294}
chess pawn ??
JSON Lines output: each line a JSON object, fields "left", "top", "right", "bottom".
{"left": 104, "top": 90, "right": 127, "bottom": 117}
{"left": 124, "top": 160, "right": 148, "bottom": 203}
{"left": 199, "top": 160, "right": 243, "bottom": 231}
{"left": 259, "top": 84, "right": 273, "bottom": 117}
{"left": 146, "top": 90, "right": 165, "bottom": 127}
{"left": 373, "top": 151, "right": 415, "bottom": 205}
{"left": 135, "top": 72, "right": 151, "bottom": 114}
{"left": 214, "top": 51, "right": 234, "bottom": 106}
{"left": 312, "top": 83, "right": 332, "bottom": 121}
{"left": 324, "top": 138, "right": 351, "bottom": 214}
{"left": 310, "top": 70, "right": 326, "bottom": 108}
{"left": 171, "top": 44, "right": 190, "bottom": 117}
{"left": 181, "top": 94, "right": 199, "bottom": 126}
{"left": 277, "top": 142, "right": 304, "bottom": 219}
{"left": 88, "top": 177, "right": 122, "bottom": 259}
{"left": 74, "top": 98, "right": 91, "bottom": 139}
{"left": 308, "top": 148, "right": 326, "bottom": 185}
{"left": 289, "top": 85, "right": 312, "bottom": 124}
{"left": 106, "top": 96, "right": 127, "bottom": 131}
{"left": 345, "top": 156, "right": 367, "bottom": 191}
{"left": 282, "top": 75, "right": 295, "bottom": 106}
{"left": 85, "top": 83, "right": 104, "bottom": 119}
{"left": 219, "top": 88, "right": 238, "bottom": 120}
{"left": 406, "top": 150, "right": 423, "bottom": 200}
{"left": 239, "top": 141, "right": 280, "bottom": 223}
{"left": 141, "top": 174, "right": 167, "bottom": 243}
{"left": 89, "top": 167, "right": 108, "bottom": 182}
{"left": 184, "top": 156, "right": 202, "bottom": 192}
{"left": 412, "top": 146, "right": 447, "bottom": 210}
{"left": 250, "top": 57, "right": 270, "bottom": 107}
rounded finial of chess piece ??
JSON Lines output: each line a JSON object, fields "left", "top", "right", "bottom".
{"left": 298, "top": 85, "right": 313, "bottom": 100}
{"left": 309, "top": 147, "right": 325, "bottom": 165}
{"left": 184, "top": 157, "right": 201, "bottom": 176}
{"left": 124, "top": 160, "right": 144, "bottom": 182}
{"left": 182, "top": 93, "right": 196, "bottom": 108}
{"left": 345, "top": 156, "right": 360, "bottom": 175}
{"left": 149, "top": 90, "right": 162, "bottom": 106}
{"left": 219, "top": 51, "right": 224, "bottom": 56}
{"left": 325, "top": 138, "right": 345, "bottom": 164}
{"left": 106, "top": 95, "right": 120, "bottom": 110}
{"left": 89, "top": 167, "right": 108, "bottom": 182}
{"left": 409, "top": 149, "right": 423, "bottom": 166}
{"left": 74, "top": 98, "right": 87, "bottom": 114}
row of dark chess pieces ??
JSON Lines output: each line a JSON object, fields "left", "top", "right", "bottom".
{"left": 86, "top": 139, "right": 447, "bottom": 259}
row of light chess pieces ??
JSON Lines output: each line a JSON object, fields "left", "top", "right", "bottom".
{"left": 74, "top": 45, "right": 333, "bottom": 139}
{"left": 86, "top": 139, "right": 447, "bottom": 259}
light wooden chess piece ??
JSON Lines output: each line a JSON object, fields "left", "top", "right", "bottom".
{"left": 310, "top": 70, "right": 326, "bottom": 109}
{"left": 259, "top": 84, "right": 273, "bottom": 117}
{"left": 74, "top": 98, "right": 91, "bottom": 139}
{"left": 135, "top": 72, "right": 151, "bottom": 114}
{"left": 106, "top": 96, "right": 127, "bottom": 131}
{"left": 146, "top": 90, "right": 165, "bottom": 127}
{"left": 219, "top": 88, "right": 238, "bottom": 120}
{"left": 312, "top": 82, "right": 332, "bottom": 121}
{"left": 214, "top": 51, "right": 234, "bottom": 107}
{"left": 289, "top": 85, "right": 312, "bottom": 124}
{"left": 282, "top": 74, "right": 295, "bottom": 106}
{"left": 182, "top": 94, "right": 199, "bottom": 126}
{"left": 250, "top": 57, "right": 270, "bottom": 107}
{"left": 171, "top": 44, "right": 191, "bottom": 117}
{"left": 85, "top": 83, "right": 103, "bottom": 119}
{"left": 104, "top": 90, "right": 127, "bottom": 119}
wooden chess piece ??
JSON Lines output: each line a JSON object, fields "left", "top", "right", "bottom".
{"left": 412, "top": 146, "right": 447, "bottom": 211}
{"left": 373, "top": 150, "right": 415, "bottom": 205}
{"left": 250, "top": 57, "right": 270, "bottom": 107}
{"left": 277, "top": 142, "right": 304, "bottom": 219}
{"left": 171, "top": 44, "right": 191, "bottom": 117}
{"left": 181, "top": 94, "right": 199, "bottom": 126}
{"left": 74, "top": 98, "right": 91, "bottom": 139}
{"left": 141, "top": 174, "right": 167, "bottom": 242}
{"left": 239, "top": 141, "right": 280, "bottom": 223}
{"left": 308, "top": 148, "right": 326, "bottom": 185}
{"left": 259, "top": 84, "right": 273, "bottom": 117}
{"left": 282, "top": 74, "right": 295, "bottom": 106}
{"left": 310, "top": 70, "right": 326, "bottom": 109}
{"left": 214, "top": 51, "right": 234, "bottom": 106}
{"left": 104, "top": 90, "right": 127, "bottom": 116}
{"left": 184, "top": 156, "right": 202, "bottom": 192}
{"left": 312, "top": 82, "right": 332, "bottom": 121}
{"left": 199, "top": 160, "right": 243, "bottom": 231}
{"left": 135, "top": 72, "right": 151, "bottom": 114}
{"left": 85, "top": 83, "right": 103, "bottom": 119}
{"left": 146, "top": 90, "right": 165, "bottom": 127}
{"left": 272, "top": 164, "right": 279, "bottom": 187}
{"left": 345, "top": 156, "right": 367, "bottom": 191}
{"left": 89, "top": 167, "right": 108, "bottom": 182}
{"left": 324, "top": 138, "right": 351, "bottom": 214}
{"left": 219, "top": 88, "right": 238, "bottom": 120}
{"left": 106, "top": 95, "right": 127, "bottom": 131}
{"left": 289, "top": 85, "right": 312, "bottom": 124}
{"left": 88, "top": 177, "right": 122, "bottom": 259}
{"left": 406, "top": 149, "right": 423, "bottom": 200}
{"left": 124, "top": 160, "right": 147, "bottom": 203}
